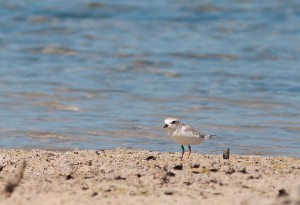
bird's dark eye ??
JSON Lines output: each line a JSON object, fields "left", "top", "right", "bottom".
{"left": 171, "top": 121, "right": 176, "bottom": 124}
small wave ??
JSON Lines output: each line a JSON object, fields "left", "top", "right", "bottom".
{"left": 27, "top": 15, "right": 52, "bottom": 24}
{"left": 86, "top": 2, "right": 106, "bottom": 9}
{"left": 23, "top": 130, "right": 69, "bottom": 139}
{"left": 5, "top": 92, "right": 51, "bottom": 99}
{"left": 87, "top": 129, "right": 164, "bottom": 140}
{"left": 205, "top": 97, "right": 288, "bottom": 109}
{"left": 56, "top": 87, "right": 125, "bottom": 94}
{"left": 192, "top": 4, "right": 224, "bottom": 13}
{"left": 203, "top": 124, "right": 270, "bottom": 131}
{"left": 31, "top": 46, "right": 79, "bottom": 55}
{"left": 38, "top": 101, "right": 81, "bottom": 112}
{"left": 170, "top": 52, "right": 239, "bottom": 60}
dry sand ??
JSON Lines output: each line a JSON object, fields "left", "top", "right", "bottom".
{"left": 0, "top": 148, "right": 299, "bottom": 205}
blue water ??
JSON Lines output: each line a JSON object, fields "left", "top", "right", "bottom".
{"left": 0, "top": 0, "right": 300, "bottom": 156}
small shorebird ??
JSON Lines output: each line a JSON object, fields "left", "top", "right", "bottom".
{"left": 163, "top": 117, "right": 214, "bottom": 160}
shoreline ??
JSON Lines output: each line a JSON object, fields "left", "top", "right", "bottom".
{"left": 2, "top": 146, "right": 299, "bottom": 158}
{"left": 0, "top": 148, "right": 299, "bottom": 205}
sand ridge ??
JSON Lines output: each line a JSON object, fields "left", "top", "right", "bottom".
{"left": 0, "top": 148, "right": 299, "bottom": 205}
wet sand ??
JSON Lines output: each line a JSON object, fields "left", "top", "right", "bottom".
{"left": 0, "top": 148, "right": 299, "bottom": 205}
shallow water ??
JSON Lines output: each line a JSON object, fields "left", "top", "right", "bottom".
{"left": 0, "top": 0, "right": 300, "bottom": 156}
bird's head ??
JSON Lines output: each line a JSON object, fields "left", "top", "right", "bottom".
{"left": 163, "top": 118, "right": 180, "bottom": 131}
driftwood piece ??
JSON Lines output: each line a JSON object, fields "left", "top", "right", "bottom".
{"left": 223, "top": 148, "right": 230, "bottom": 160}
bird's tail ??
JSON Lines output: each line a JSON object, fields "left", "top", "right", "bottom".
{"left": 204, "top": 134, "right": 216, "bottom": 140}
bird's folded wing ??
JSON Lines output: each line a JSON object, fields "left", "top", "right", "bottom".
{"left": 174, "top": 125, "right": 204, "bottom": 138}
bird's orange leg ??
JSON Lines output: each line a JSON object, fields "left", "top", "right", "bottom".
{"left": 181, "top": 145, "right": 185, "bottom": 160}
{"left": 188, "top": 145, "right": 191, "bottom": 158}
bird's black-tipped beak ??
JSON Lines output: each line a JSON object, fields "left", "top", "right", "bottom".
{"left": 163, "top": 124, "right": 168, "bottom": 128}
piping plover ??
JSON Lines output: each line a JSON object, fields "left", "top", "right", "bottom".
{"left": 163, "top": 117, "right": 214, "bottom": 160}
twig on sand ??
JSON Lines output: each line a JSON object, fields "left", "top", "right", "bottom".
{"left": 2, "top": 159, "right": 27, "bottom": 198}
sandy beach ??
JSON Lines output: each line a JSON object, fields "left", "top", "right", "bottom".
{"left": 0, "top": 148, "right": 299, "bottom": 205}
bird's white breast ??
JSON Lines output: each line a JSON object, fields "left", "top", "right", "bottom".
{"left": 170, "top": 126, "right": 204, "bottom": 145}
